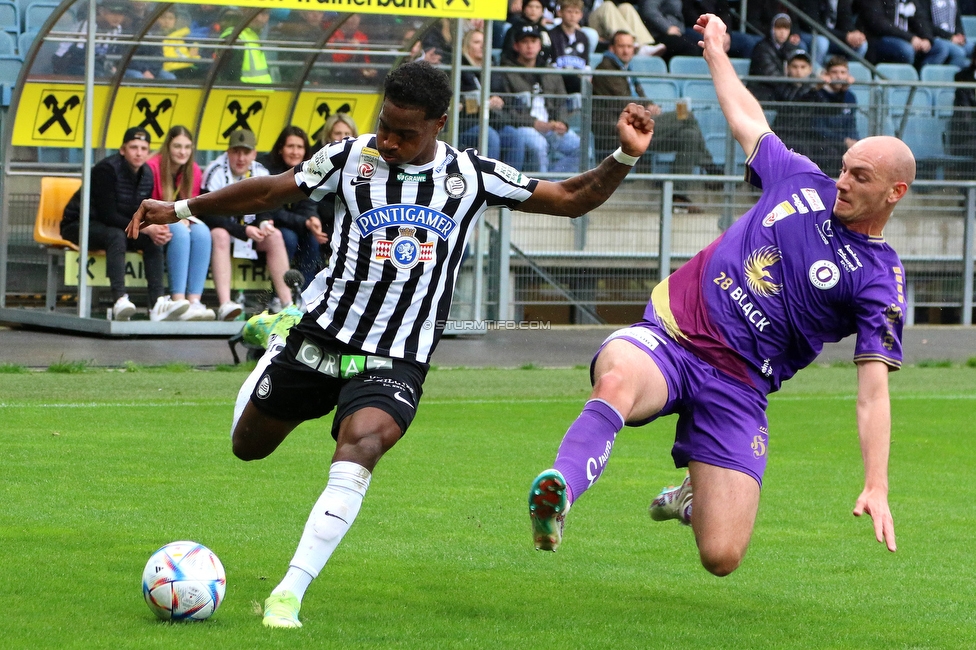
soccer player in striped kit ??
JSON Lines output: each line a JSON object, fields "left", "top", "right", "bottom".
{"left": 528, "top": 13, "right": 912, "bottom": 576}
{"left": 129, "top": 61, "right": 654, "bottom": 628}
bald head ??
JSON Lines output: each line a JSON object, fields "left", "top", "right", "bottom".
{"left": 849, "top": 136, "right": 916, "bottom": 186}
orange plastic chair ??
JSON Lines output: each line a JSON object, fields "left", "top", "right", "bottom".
{"left": 33, "top": 176, "right": 81, "bottom": 250}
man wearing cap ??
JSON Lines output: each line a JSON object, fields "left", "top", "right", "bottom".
{"left": 60, "top": 127, "right": 186, "bottom": 321}
{"left": 748, "top": 13, "right": 802, "bottom": 102}
{"left": 200, "top": 129, "right": 292, "bottom": 321}
{"left": 491, "top": 24, "right": 581, "bottom": 173}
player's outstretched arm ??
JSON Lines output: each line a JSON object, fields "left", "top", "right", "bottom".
{"left": 694, "top": 13, "right": 770, "bottom": 159}
{"left": 517, "top": 103, "right": 654, "bottom": 217}
{"left": 126, "top": 170, "right": 308, "bottom": 239}
{"left": 851, "top": 360, "right": 897, "bottom": 552}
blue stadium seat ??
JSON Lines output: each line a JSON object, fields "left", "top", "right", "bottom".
{"left": 850, "top": 82, "right": 873, "bottom": 110}
{"left": 682, "top": 80, "right": 718, "bottom": 106}
{"left": 0, "top": 29, "right": 14, "bottom": 56}
{"left": 17, "top": 29, "right": 36, "bottom": 56}
{"left": 579, "top": 26, "right": 599, "bottom": 53}
{"left": 962, "top": 15, "right": 976, "bottom": 39}
{"left": 669, "top": 55, "right": 709, "bottom": 76}
{"left": 900, "top": 114, "right": 944, "bottom": 160}
{"left": 589, "top": 51, "right": 604, "bottom": 68}
{"left": 920, "top": 64, "right": 960, "bottom": 83}
{"left": 933, "top": 84, "right": 957, "bottom": 117}
{"left": 24, "top": 1, "right": 56, "bottom": 32}
{"left": 637, "top": 79, "right": 680, "bottom": 109}
{"left": 0, "top": 53, "right": 21, "bottom": 86}
{"left": 876, "top": 62, "right": 919, "bottom": 81}
{"left": 0, "top": 1, "right": 15, "bottom": 33}
{"left": 887, "top": 87, "right": 932, "bottom": 117}
{"left": 847, "top": 60, "right": 872, "bottom": 83}
{"left": 630, "top": 55, "right": 667, "bottom": 76}
{"left": 729, "top": 57, "right": 750, "bottom": 77}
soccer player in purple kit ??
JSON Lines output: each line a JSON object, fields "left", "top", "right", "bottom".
{"left": 529, "top": 12, "right": 911, "bottom": 576}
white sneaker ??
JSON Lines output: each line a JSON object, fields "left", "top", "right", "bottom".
{"left": 112, "top": 295, "right": 137, "bottom": 321}
{"left": 150, "top": 296, "right": 191, "bottom": 322}
{"left": 638, "top": 43, "right": 667, "bottom": 57}
{"left": 268, "top": 297, "right": 283, "bottom": 314}
{"left": 218, "top": 300, "right": 243, "bottom": 321}
{"left": 649, "top": 474, "right": 693, "bottom": 526}
{"left": 178, "top": 301, "right": 216, "bottom": 321}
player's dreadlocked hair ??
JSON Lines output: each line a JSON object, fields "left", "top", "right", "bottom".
{"left": 384, "top": 61, "right": 452, "bottom": 120}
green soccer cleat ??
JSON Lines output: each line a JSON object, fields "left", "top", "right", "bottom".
{"left": 263, "top": 591, "right": 302, "bottom": 629}
{"left": 529, "top": 469, "right": 570, "bottom": 552}
{"left": 649, "top": 474, "right": 693, "bottom": 526}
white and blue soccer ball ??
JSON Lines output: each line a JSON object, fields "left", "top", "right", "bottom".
{"left": 142, "top": 541, "right": 226, "bottom": 621}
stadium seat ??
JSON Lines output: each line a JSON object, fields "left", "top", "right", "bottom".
{"left": 0, "top": 30, "right": 14, "bottom": 56}
{"left": 729, "top": 57, "right": 750, "bottom": 77}
{"left": 34, "top": 176, "right": 81, "bottom": 250}
{"left": 0, "top": 1, "right": 16, "bottom": 33}
{"left": 682, "top": 79, "right": 718, "bottom": 106}
{"left": 847, "top": 60, "right": 872, "bottom": 83}
{"left": 17, "top": 28, "right": 36, "bottom": 56}
{"left": 887, "top": 87, "right": 932, "bottom": 117}
{"left": 23, "top": 1, "right": 55, "bottom": 32}
{"left": 589, "top": 51, "right": 604, "bottom": 68}
{"left": 932, "top": 84, "right": 957, "bottom": 117}
{"left": 876, "top": 62, "right": 919, "bottom": 81}
{"left": 920, "top": 64, "right": 959, "bottom": 83}
{"left": 637, "top": 79, "right": 680, "bottom": 109}
{"left": 630, "top": 55, "right": 667, "bottom": 76}
{"left": 962, "top": 14, "right": 976, "bottom": 39}
{"left": 669, "top": 55, "right": 709, "bottom": 76}
{"left": 0, "top": 54, "right": 21, "bottom": 86}
{"left": 579, "top": 26, "right": 600, "bottom": 53}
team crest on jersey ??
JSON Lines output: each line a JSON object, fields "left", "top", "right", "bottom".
{"left": 358, "top": 146, "right": 380, "bottom": 178}
{"left": 762, "top": 201, "right": 796, "bottom": 227}
{"left": 256, "top": 374, "right": 271, "bottom": 399}
{"left": 374, "top": 226, "right": 435, "bottom": 269}
{"left": 445, "top": 173, "right": 467, "bottom": 198}
{"left": 809, "top": 260, "right": 840, "bottom": 290}
{"left": 744, "top": 246, "right": 783, "bottom": 297}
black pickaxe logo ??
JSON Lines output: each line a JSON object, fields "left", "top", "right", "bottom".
{"left": 222, "top": 100, "right": 263, "bottom": 138}
{"left": 446, "top": 0, "right": 471, "bottom": 6}
{"left": 135, "top": 97, "right": 172, "bottom": 137}
{"left": 310, "top": 101, "right": 351, "bottom": 143}
{"left": 38, "top": 94, "right": 80, "bottom": 135}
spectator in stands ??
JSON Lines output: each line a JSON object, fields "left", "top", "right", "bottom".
{"left": 682, "top": 0, "right": 761, "bottom": 58}
{"left": 318, "top": 113, "right": 359, "bottom": 148}
{"left": 218, "top": 9, "right": 273, "bottom": 84}
{"left": 593, "top": 30, "right": 721, "bottom": 175}
{"left": 589, "top": 1, "right": 663, "bottom": 54}
{"left": 269, "top": 10, "right": 327, "bottom": 84}
{"left": 771, "top": 50, "right": 821, "bottom": 155}
{"left": 749, "top": 13, "right": 801, "bottom": 102}
{"left": 458, "top": 29, "right": 505, "bottom": 160}
{"left": 501, "top": 0, "right": 555, "bottom": 65}
{"left": 922, "top": 0, "right": 972, "bottom": 64}
{"left": 60, "top": 127, "right": 186, "bottom": 322}
{"left": 640, "top": 0, "right": 707, "bottom": 59}
{"left": 157, "top": 8, "right": 202, "bottom": 80}
{"left": 947, "top": 51, "right": 976, "bottom": 173}
{"left": 492, "top": 24, "right": 581, "bottom": 173}
{"left": 792, "top": 0, "right": 868, "bottom": 66}
{"left": 421, "top": 18, "right": 455, "bottom": 60}
{"left": 200, "top": 129, "right": 292, "bottom": 320}
{"left": 52, "top": 1, "right": 149, "bottom": 78}
{"left": 147, "top": 125, "right": 214, "bottom": 321}
{"left": 550, "top": 0, "right": 590, "bottom": 93}
{"left": 259, "top": 127, "right": 325, "bottom": 289}
{"left": 328, "top": 14, "right": 377, "bottom": 83}
{"left": 856, "top": 0, "right": 957, "bottom": 67}
{"left": 810, "top": 55, "right": 860, "bottom": 174}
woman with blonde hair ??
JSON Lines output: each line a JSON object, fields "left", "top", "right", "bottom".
{"left": 147, "top": 125, "right": 214, "bottom": 320}
{"left": 318, "top": 113, "right": 358, "bottom": 149}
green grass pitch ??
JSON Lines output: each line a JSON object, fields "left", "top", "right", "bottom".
{"left": 2, "top": 364, "right": 975, "bottom": 649}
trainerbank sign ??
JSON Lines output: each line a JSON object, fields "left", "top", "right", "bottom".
{"left": 134, "top": 0, "right": 507, "bottom": 20}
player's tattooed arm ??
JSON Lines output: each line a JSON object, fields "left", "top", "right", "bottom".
{"left": 518, "top": 103, "right": 654, "bottom": 218}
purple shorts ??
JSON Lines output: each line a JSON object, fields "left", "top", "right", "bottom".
{"left": 593, "top": 322, "right": 769, "bottom": 487}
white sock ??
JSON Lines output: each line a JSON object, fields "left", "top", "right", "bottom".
{"left": 272, "top": 461, "right": 372, "bottom": 602}
{"left": 271, "top": 566, "right": 314, "bottom": 600}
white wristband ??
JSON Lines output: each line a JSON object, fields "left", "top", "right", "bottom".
{"left": 174, "top": 199, "right": 192, "bottom": 220}
{"left": 612, "top": 147, "right": 640, "bottom": 166}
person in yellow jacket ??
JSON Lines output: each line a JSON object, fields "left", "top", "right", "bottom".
{"left": 156, "top": 8, "right": 201, "bottom": 80}
{"left": 219, "top": 9, "right": 273, "bottom": 85}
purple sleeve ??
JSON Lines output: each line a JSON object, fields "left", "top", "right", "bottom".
{"left": 744, "top": 132, "right": 825, "bottom": 191}
{"left": 852, "top": 266, "right": 906, "bottom": 369}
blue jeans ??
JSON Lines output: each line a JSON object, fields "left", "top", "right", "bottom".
{"left": 166, "top": 220, "right": 211, "bottom": 297}
{"left": 498, "top": 125, "right": 529, "bottom": 170}
{"left": 278, "top": 224, "right": 321, "bottom": 288}
{"left": 459, "top": 124, "right": 501, "bottom": 160}
{"left": 873, "top": 36, "right": 960, "bottom": 66}
{"left": 546, "top": 129, "right": 581, "bottom": 173}
{"left": 802, "top": 33, "right": 869, "bottom": 67}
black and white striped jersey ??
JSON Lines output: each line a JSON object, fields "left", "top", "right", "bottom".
{"left": 294, "top": 135, "right": 539, "bottom": 363}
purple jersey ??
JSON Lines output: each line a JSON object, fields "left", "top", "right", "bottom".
{"left": 648, "top": 133, "right": 906, "bottom": 393}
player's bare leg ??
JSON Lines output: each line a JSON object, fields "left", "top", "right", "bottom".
{"left": 686, "top": 461, "right": 760, "bottom": 576}
{"left": 232, "top": 402, "right": 302, "bottom": 460}
{"left": 265, "top": 408, "right": 403, "bottom": 628}
{"left": 530, "top": 338, "right": 668, "bottom": 550}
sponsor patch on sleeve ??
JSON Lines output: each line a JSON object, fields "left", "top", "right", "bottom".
{"left": 493, "top": 161, "right": 529, "bottom": 187}
{"left": 801, "top": 188, "right": 826, "bottom": 211}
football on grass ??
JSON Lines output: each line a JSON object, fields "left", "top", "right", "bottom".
{"left": 142, "top": 541, "right": 226, "bottom": 621}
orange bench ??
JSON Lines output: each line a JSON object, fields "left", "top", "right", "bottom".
{"left": 33, "top": 176, "right": 83, "bottom": 310}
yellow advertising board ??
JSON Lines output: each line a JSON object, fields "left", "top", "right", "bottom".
{"left": 13, "top": 84, "right": 111, "bottom": 147}
{"left": 134, "top": 0, "right": 507, "bottom": 20}
{"left": 292, "top": 91, "right": 381, "bottom": 144}
{"left": 64, "top": 251, "right": 274, "bottom": 290}
{"left": 108, "top": 87, "right": 203, "bottom": 147}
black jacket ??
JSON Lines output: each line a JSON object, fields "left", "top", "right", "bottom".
{"left": 60, "top": 153, "right": 154, "bottom": 234}
{"left": 748, "top": 36, "right": 800, "bottom": 102}
{"left": 855, "top": 0, "right": 935, "bottom": 42}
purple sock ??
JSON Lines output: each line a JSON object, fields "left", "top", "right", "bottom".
{"left": 553, "top": 399, "right": 625, "bottom": 504}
